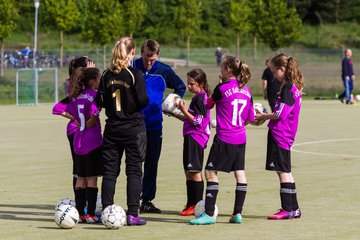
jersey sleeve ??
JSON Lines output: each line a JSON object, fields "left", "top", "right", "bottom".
{"left": 52, "top": 97, "right": 69, "bottom": 115}
{"left": 134, "top": 69, "right": 149, "bottom": 110}
{"left": 211, "top": 85, "right": 222, "bottom": 102}
{"left": 192, "top": 94, "right": 207, "bottom": 126}
{"left": 274, "top": 83, "right": 295, "bottom": 119}
{"left": 164, "top": 66, "right": 186, "bottom": 98}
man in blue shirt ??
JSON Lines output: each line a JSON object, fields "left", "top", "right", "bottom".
{"left": 339, "top": 49, "right": 355, "bottom": 105}
{"left": 134, "top": 39, "right": 186, "bottom": 213}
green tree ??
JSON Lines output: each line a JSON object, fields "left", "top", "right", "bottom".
{"left": 82, "top": 0, "right": 123, "bottom": 69}
{"left": 0, "top": 0, "right": 19, "bottom": 78}
{"left": 43, "top": 0, "right": 80, "bottom": 67}
{"left": 230, "top": 0, "right": 252, "bottom": 57}
{"left": 257, "top": 0, "right": 302, "bottom": 51}
{"left": 174, "top": 0, "right": 202, "bottom": 66}
{"left": 122, "top": 0, "right": 147, "bottom": 38}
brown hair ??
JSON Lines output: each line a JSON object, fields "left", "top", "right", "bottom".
{"left": 221, "top": 55, "right": 251, "bottom": 87}
{"left": 271, "top": 53, "right": 304, "bottom": 92}
{"left": 141, "top": 39, "right": 160, "bottom": 57}
{"left": 68, "top": 56, "right": 90, "bottom": 76}
{"left": 70, "top": 67, "right": 100, "bottom": 99}
{"left": 187, "top": 69, "right": 211, "bottom": 96}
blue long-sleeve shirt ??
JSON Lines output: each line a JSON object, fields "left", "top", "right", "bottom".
{"left": 342, "top": 57, "right": 354, "bottom": 77}
{"left": 134, "top": 58, "right": 186, "bottom": 130}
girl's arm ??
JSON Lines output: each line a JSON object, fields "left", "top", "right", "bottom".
{"left": 176, "top": 100, "right": 189, "bottom": 122}
{"left": 255, "top": 113, "right": 280, "bottom": 121}
{"left": 61, "top": 111, "right": 80, "bottom": 128}
{"left": 85, "top": 114, "right": 98, "bottom": 128}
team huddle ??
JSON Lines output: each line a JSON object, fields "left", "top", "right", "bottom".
{"left": 52, "top": 37, "right": 304, "bottom": 227}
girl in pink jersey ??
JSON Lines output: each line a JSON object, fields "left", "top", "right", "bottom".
{"left": 255, "top": 54, "right": 304, "bottom": 220}
{"left": 177, "top": 69, "right": 211, "bottom": 216}
{"left": 66, "top": 67, "right": 103, "bottom": 223}
{"left": 190, "top": 56, "right": 254, "bottom": 225}
{"left": 52, "top": 56, "right": 95, "bottom": 192}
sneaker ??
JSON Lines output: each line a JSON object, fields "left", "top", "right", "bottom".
{"left": 267, "top": 209, "right": 294, "bottom": 220}
{"left": 189, "top": 213, "right": 216, "bottom": 225}
{"left": 127, "top": 214, "right": 147, "bottom": 226}
{"left": 293, "top": 208, "right": 302, "bottom": 218}
{"left": 79, "top": 215, "right": 86, "bottom": 223}
{"left": 346, "top": 101, "right": 354, "bottom": 105}
{"left": 180, "top": 205, "right": 195, "bottom": 216}
{"left": 140, "top": 201, "right": 161, "bottom": 213}
{"left": 339, "top": 97, "right": 344, "bottom": 104}
{"left": 229, "top": 213, "right": 242, "bottom": 224}
{"left": 86, "top": 214, "right": 100, "bottom": 223}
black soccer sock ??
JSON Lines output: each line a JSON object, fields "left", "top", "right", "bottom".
{"left": 186, "top": 180, "right": 193, "bottom": 207}
{"left": 290, "top": 183, "right": 299, "bottom": 210}
{"left": 205, "top": 181, "right": 219, "bottom": 217}
{"left": 233, "top": 183, "right": 247, "bottom": 215}
{"left": 74, "top": 187, "right": 86, "bottom": 216}
{"left": 280, "top": 183, "right": 293, "bottom": 212}
{"left": 194, "top": 180, "right": 204, "bottom": 205}
{"left": 72, "top": 176, "right": 77, "bottom": 193}
{"left": 86, "top": 187, "right": 98, "bottom": 216}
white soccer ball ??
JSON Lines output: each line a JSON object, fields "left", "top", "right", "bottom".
{"left": 101, "top": 205, "right": 127, "bottom": 229}
{"left": 251, "top": 102, "right": 268, "bottom": 126}
{"left": 54, "top": 204, "right": 79, "bottom": 229}
{"left": 210, "top": 119, "right": 217, "bottom": 128}
{"left": 55, "top": 197, "right": 76, "bottom": 210}
{"left": 162, "top": 93, "right": 185, "bottom": 118}
{"left": 194, "top": 200, "right": 219, "bottom": 218}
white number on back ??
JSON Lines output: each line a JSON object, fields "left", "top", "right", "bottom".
{"left": 77, "top": 105, "right": 85, "bottom": 131}
{"left": 231, "top": 99, "right": 247, "bottom": 126}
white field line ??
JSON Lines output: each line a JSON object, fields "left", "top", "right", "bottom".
{"left": 292, "top": 138, "right": 360, "bottom": 158}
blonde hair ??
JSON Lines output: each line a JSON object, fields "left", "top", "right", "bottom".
{"left": 110, "top": 36, "right": 135, "bottom": 74}
{"left": 271, "top": 53, "right": 304, "bottom": 93}
{"left": 221, "top": 55, "right": 251, "bottom": 87}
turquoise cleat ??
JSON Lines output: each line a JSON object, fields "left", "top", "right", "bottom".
{"left": 229, "top": 213, "right": 242, "bottom": 224}
{"left": 189, "top": 213, "right": 216, "bottom": 225}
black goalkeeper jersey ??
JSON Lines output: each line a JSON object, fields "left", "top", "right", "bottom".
{"left": 96, "top": 67, "right": 149, "bottom": 131}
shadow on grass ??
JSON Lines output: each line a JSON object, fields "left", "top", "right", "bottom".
{"left": 0, "top": 204, "right": 54, "bottom": 222}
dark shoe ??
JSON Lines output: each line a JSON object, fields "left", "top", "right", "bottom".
{"left": 339, "top": 98, "right": 344, "bottom": 103}
{"left": 127, "top": 214, "right": 147, "bottom": 226}
{"left": 346, "top": 101, "right": 353, "bottom": 105}
{"left": 140, "top": 201, "right": 161, "bottom": 213}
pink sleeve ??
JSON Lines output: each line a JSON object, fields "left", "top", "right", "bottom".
{"left": 52, "top": 101, "right": 67, "bottom": 115}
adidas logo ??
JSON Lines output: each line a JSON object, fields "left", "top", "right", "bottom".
{"left": 207, "top": 162, "right": 214, "bottom": 167}
{"left": 187, "top": 163, "right": 193, "bottom": 168}
{"left": 206, "top": 193, "right": 213, "bottom": 198}
{"left": 269, "top": 162, "right": 275, "bottom": 167}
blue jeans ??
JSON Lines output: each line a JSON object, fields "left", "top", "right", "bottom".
{"left": 339, "top": 75, "right": 353, "bottom": 102}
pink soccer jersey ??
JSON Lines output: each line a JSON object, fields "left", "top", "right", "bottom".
{"left": 268, "top": 82, "right": 302, "bottom": 150}
{"left": 52, "top": 98, "right": 77, "bottom": 136}
{"left": 211, "top": 79, "right": 254, "bottom": 144}
{"left": 183, "top": 90, "right": 211, "bottom": 148}
{"left": 66, "top": 88, "right": 102, "bottom": 155}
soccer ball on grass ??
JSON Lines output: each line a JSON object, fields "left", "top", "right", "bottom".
{"left": 54, "top": 204, "right": 79, "bottom": 229}
{"left": 101, "top": 205, "right": 127, "bottom": 229}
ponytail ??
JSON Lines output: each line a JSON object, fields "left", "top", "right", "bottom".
{"left": 69, "top": 67, "right": 100, "bottom": 99}
{"left": 111, "top": 36, "right": 135, "bottom": 74}
{"left": 221, "top": 55, "right": 251, "bottom": 88}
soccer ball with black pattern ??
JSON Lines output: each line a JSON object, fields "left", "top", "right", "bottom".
{"left": 54, "top": 204, "right": 79, "bottom": 229}
{"left": 55, "top": 197, "right": 76, "bottom": 210}
{"left": 101, "top": 205, "right": 127, "bottom": 229}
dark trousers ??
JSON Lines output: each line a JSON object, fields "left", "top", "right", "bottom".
{"left": 141, "top": 130, "right": 162, "bottom": 202}
{"left": 101, "top": 125, "right": 146, "bottom": 215}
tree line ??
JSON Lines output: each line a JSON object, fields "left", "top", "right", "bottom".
{"left": 1, "top": 0, "right": 360, "bottom": 77}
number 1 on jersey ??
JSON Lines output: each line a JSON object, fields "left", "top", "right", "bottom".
{"left": 112, "top": 89, "right": 121, "bottom": 111}
{"left": 231, "top": 99, "right": 247, "bottom": 126}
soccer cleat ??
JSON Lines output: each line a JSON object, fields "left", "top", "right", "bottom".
{"left": 140, "top": 201, "right": 161, "bottom": 213}
{"left": 267, "top": 209, "right": 294, "bottom": 220}
{"left": 127, "top": 215, "right": 147, "bottom": 226}
{"left": 86, "top": 214, "right": 100, "bottom": 223}
{"left": 189, "top": 213, "right": 216, "bottom": 225}
{"left": 180, "top": 205, "right": 195, "bottom": 216}
{"left": 229, "top": 213, "right": 242, "bottom": 224}
{"left": 79, "top": 215, "right": 86, "bottom": 223}
{"left": 293, "top": 208, "right": 302, "bottom": 218}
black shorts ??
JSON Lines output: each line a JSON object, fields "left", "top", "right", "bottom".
{"left": 205, "top": 135, "right": 246, "bottom": 173}
{"left": 76, "top": 147, "right": 103, "bottom": 177}
{"left": 266, "top": 131, "right": 291, "bottom": 173}
{"left": 67, "top": 133, "right": 78, "bottom": 176}
{"left": 183, "top": 135, "right": 204, "bottom": 172}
